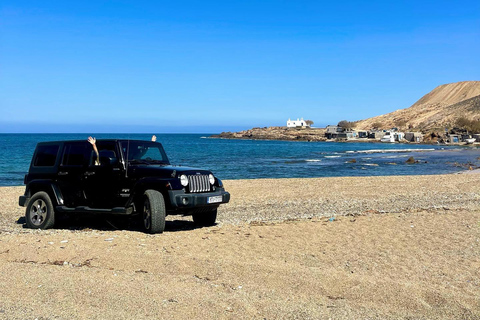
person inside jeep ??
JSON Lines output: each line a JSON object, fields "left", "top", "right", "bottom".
{"left": 88, "top": 135, "right": 158, "bottom": 165}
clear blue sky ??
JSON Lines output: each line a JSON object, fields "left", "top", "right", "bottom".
{"left": 1, "top": 0, "right": 479, "bottom": 133}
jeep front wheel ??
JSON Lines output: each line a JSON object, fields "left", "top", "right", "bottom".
{"left": 143, "top": 190, "right": 166, "bottom": 234}
{"left": 25, "top": 191, "right": 55, "bottom": 229}
{"left": 193, "top": 209, "right": 217, "bottom": 227}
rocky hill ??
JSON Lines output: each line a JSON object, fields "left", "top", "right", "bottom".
{"left": 213, "top": 81, "right": 480, "bottom": 142}
{"left": 355, "top": 81, "right": 480, "bottom": 131}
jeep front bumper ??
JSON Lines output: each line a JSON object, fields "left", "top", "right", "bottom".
{"left": 167, "top": 189, "right": 230, "bottom": 209}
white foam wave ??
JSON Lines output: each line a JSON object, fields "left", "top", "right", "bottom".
{"left": 381, "top": 155, "right": 410, "bottom": 159}
{"left": 346, "top": 148, "right": 435, "bottom": 154}
{"left": 324, "top": 155, "right": 341, "bottom": 158}
{"left": 305, "top": 159, "right": 322, "bottom": 162}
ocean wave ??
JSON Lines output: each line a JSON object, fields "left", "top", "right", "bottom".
{"left": 346, "top": 149, "right": 435, "bottom": 154}
{"left": 284, "top": 159, "right": 322, "bottom": 164}
{"left": 315, "top": 152, "right": 341, "bottom": 155}
{"left": 324, "top": 155, "right": 341, "bottom": 158}
{"left": 381, "top": 155, "right": 410, "bottom": 159}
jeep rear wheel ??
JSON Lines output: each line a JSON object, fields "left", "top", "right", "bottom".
{"left": 143, "top": 190, "right": 166, "bottom": 234}
{"left": 193, "top": 209, "right": 217, "bottom": 227}
{"left": 25, "top": 192, "right": 55, "bottom": 229}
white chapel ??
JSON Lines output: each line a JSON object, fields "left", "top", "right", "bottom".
{"left": 287, "top": 118, "right": 309, "bottom": 128}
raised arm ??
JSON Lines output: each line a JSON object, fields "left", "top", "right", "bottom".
{"left": 87, "top": 136, "right": 100, "bottom": 165}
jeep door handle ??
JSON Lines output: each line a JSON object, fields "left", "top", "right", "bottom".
{"left": 58, "top": 172, "right": 68, "bottom": 176}
{"left": 84, "top": 171, "right": 95, "bottom": 176}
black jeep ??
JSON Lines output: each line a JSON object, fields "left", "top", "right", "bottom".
{"left": 19, "top": 139, "right": 230, "bottom": 233}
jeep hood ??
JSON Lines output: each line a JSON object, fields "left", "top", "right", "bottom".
{"left": 128, "top": 165, "right": 212, "bottom": 179}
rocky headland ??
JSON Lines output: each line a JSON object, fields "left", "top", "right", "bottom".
{"left": 212, "top": 126, "right": 327, "bottom": 141}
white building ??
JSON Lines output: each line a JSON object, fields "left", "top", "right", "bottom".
{"left": 287, "top": 118, "right": 309, "bottom": 128}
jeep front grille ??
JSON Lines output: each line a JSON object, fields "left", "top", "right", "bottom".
{"left": 188, "top": 175, "right": 211, "bottom": 193}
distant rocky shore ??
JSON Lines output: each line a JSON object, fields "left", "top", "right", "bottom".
{"left": 211, "top": 126, "right": 386, "bottom": 143}
{"left": 211, "top": 127, "right": 328, "bottom": 142}
{"left": 211, "top": 126, "right": 478, "bottom": 145}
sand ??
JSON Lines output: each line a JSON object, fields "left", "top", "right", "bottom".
{"left": 0, "top": 174, "right": 479, "bottom": 319}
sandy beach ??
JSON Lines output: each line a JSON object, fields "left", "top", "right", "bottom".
{"left": 0, "top": 173, "right": 479, "bottom": 319}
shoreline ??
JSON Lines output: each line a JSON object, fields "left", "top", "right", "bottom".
{"left": 210, "top": 133, "right": 478, "bottom": 147}
{"left": 2, "top": 164, "right": 478, "bottom": 189}
{"left": 210, "top": 126, "right": 479, "bottom": 147}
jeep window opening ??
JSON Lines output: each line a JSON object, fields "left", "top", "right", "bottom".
{"left": 121, "top": 140, "right": 170, "bottom": 164}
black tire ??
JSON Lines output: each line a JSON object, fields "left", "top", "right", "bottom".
{"left": 143, "top": 190, "right": 166, "bottom": 234}
{"left": 193, "top": 209, "right": 217, "bottom": 227}
{"left": 25, "top": 191, "right": 55, "bottom": 229}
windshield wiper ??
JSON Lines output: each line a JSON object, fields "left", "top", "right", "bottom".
{"left": 128, "top": 159, "right": 151, "bottom": 165}
{"left": 148, "top": 160, "right": 169, "bottom": 165}
{"left": 128, "top": 159, "right": 168, "bottom": 165}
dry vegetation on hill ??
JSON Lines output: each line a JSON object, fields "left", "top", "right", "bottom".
{"left": 355, "top": 81, "right": 480, "bottom": 132}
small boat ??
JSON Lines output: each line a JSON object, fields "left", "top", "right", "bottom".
{"left": 465, "top": 138, "right": 476, "bottom": 144}
{"left": 381, "top": 131, "right": 395, "bottom": 143}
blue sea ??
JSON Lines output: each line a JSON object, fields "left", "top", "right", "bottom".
{"left": 1, "top": 133, "right": 480, "bottom": 186}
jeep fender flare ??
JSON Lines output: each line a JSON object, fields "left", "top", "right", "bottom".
{"left": 25, "top": 180, "right": 64, "bottom": 207}
{"left": 127, "top": 177, "right": 180, "bottom": 210}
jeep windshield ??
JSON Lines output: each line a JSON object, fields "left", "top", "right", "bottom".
{"left": 120, "top": 141, "right": 170, "bottom": 165}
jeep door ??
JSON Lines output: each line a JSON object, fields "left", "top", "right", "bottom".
{"left": 57, "top": 142, "right": 90, "bottom": 207}
{"left": 82, "top": 141, "right": 125, "bottom": 208}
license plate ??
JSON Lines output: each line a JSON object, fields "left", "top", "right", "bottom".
{"left": 208, "top": 195, "right": 223, "bottom": 204}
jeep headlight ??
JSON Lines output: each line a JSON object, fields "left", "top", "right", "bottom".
{"left": 209, "top": 174, "right": 215, "bottom": 185}
{"left": 180, "top": 174, "right": 189, "bottom": 187}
